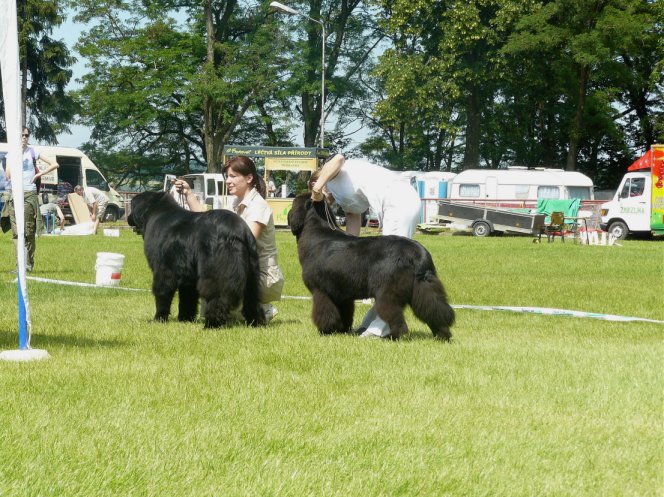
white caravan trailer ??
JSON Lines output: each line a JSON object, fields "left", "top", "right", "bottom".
{"left": 448, "top": 168, "right": 594, "bottom": 201}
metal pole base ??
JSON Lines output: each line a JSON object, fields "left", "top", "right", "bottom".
{"left": 0, "top": 349, "right": 50, "bottom": 362}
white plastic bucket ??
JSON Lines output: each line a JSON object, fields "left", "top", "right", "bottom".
{"left": 95, "top": 252, "right": 125, "bottom": 287}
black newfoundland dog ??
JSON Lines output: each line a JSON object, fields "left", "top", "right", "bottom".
{"left": 287, "top": 193, "right": 455, "bottom": 340}
{"left": 127, "top": 191, "right": 265, "bottom": 328}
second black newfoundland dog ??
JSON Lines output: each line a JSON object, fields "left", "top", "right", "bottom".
{"left": 288, "top": 193, "right": 455, "bottom": 340}
{"left": 128, "top": 191, "right": 265, "bottom": 328}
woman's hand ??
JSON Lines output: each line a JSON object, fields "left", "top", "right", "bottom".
{"left": 311, "top": 189, "right": 324, "bottom": 202}
{"left": 173, "top": 179, "right": 206, "bottom": 212}
{"left": 173, "top": 179, "right": 190, "bottom": 195}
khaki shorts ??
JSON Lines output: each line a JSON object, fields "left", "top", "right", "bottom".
{"left": 260, "top": 264, "right": 284, "bottom": 303}
{"left": 96, "top": 202, "right": 108, "bottom": 221}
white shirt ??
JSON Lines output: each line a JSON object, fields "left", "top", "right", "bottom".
{"left": 20, "top": 146, "right": 40, "bottom": 192}
{"left": 233, "top": 188, "right": 278, "bottom": 267}
{"left": 83, "top": 187, "right": 108, "bottom": 207}
{"left": 325, "top": 158, "right": 401, "bottom": 215}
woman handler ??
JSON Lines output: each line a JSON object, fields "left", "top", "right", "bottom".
{"left": 174, "top": 157, "right": 284, "bottom": 322}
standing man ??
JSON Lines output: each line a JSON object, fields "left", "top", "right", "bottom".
{"left": 3, "top": 127, "right": 59, "bottom": 271}
{"left": 310, "top": 153, "right": 421, "bottom": 339}
{"left": 74, "top": 185, "right": 108, "bottom": 234}
{"left": 267, "top": 175, "right": 277, "bottom": 198}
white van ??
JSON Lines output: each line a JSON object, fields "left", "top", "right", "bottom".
{"left": 164, "top": 173, "right": 234, "bottom": 210}
{"left": 448, "top": 168, "right": 594, "bottom": 201}
{"left": 600, "top": 144, "right": 664, "bottom": 239}
{"left": 0, "top": 144, "right": 125, "bottom": 222}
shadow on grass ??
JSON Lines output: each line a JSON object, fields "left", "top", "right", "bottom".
{"left": 0, "top": 330, "right": 129, "bottom": 349}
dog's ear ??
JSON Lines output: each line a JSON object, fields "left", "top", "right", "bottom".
{"left": 311, "top": 198, "right": 328, "bottom": 221}
{"left": 288, "top": 194, "right": 309, "bottom": 236}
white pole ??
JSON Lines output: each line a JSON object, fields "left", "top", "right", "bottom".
{"left": 0, "top": 0, "right": 49, "bottom": 361}
{"left": 319, "top": 22, "right": 325, "bottom": 149}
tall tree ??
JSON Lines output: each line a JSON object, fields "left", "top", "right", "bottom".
{"left": 74, "top": 0, "right": 285, "bottom": 177}
{"left": 504, "top": 0, "right": 655, "bottom": 170}
{"left": 367, "top": 0, "right": 528, "bottom": 170}
{"left": 0, "top": 0, "right": 77, "bottom": 143}
{"left": 272, "top": 0, "right": 381, "bottom": 148}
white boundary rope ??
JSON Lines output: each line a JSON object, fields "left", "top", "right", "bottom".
{"left": 20, "top": 276, "right": 145, "bottom": 291}
{"left": 14, "top": 276, "right": 664, "bottom": 325}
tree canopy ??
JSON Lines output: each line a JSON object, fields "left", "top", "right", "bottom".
{"left": 0, "top": 0, "right": 77, "bottom": 143}
{"left": 9, "top": 0, "right": 660, "bottom": 188}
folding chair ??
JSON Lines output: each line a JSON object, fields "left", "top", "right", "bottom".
{"left": 535, "top": 211, "right": 567, "bottom": 243}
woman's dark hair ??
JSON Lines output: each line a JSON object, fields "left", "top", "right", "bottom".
{"left": 222, "top": 156, "right": 266, "bottom": 198}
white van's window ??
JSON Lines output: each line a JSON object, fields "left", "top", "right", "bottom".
{"left": 217, "top": 181, "right": 225, "bottom": 195}
{"left": 619, "top": 177, "right": 645, "bottom": 198}
{"left": 537, "top": 186, "right": 560, "bottom": 199}
{"left": 515, "top": 185, "right": 530, "bottom": 199}
{"left": 459, "top": 184, "right": 480, "bottom": 197}
{"left": 567, "top": 186, "right": 592, "bottom": 200}
{"left": 86, "top": 169, "right": 108, "bottom": 190}
{"left": 206, "top": 178, "right": 216, "bottom": 196}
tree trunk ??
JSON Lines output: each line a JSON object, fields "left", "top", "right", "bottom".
{"left": 463, "top": 84, "right": 481, "bottom": 170}
{"left": 621, "top": 55, "right": 656, "bottom": 149}
{"left": 540, "top": 101, "right": 557, "bottom": 167}
{"left": 302, "top": 91, "right": 316, "bottom": 147}
{"left": 566, "top": 64, "right": 590, "bottom": 172}
{"left": 257, "top": 101, "right": 278, "bottom": 146}
{"left": 301, "top": 0, "right": 323, "bottom": 147}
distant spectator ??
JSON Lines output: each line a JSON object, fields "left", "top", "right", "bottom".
{"left": 74, "top": 185, "right": 108, "bottom": 234}
{"left": 0, "top": 154, "right": 7, "bottom": 214}
{"left": 39, "top": 193, "right": 65, "bottom": 233}
{"left": 267, "top": 175, "right": 277, "bottom": 198}
{"left": 2, "top": 127, "right": 59, "bottom": 271}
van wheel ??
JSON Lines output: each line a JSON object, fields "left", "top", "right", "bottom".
{"left": 472, "top": 221, "right": 491, "bottom": 237}
{"left": 608, "top": 221, "right": 628, "bottom": 240}
{"left": 103, "top": 207, "right": 118, "bottom": 223}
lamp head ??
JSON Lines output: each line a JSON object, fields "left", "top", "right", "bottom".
{"left": 269, "top": 1, "right": 299, "bottom": 15}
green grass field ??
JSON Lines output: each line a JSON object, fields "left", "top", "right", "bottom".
{"left": 0, "top": 228, "right": 662, "bottom": 497}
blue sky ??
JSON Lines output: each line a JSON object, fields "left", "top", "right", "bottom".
{"left": 53, "top": 14, "right": 90, "bottom": 147}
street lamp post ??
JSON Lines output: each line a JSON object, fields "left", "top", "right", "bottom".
{"left": 270, "top": 1, "right": 326, "bottom": 149}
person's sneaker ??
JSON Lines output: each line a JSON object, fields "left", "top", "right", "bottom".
{"left": 262, "top": 304, "right": 278, "bottom": 323}
{"left": 359, "top": 330, "right": 382, "bottom": 339}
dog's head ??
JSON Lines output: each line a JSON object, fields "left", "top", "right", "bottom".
{"left": 288, "top": 192, "right": 337, "bottom": 238}
{"left": 127, "top": 191, "right": 170, "bottom": 235}
{"left": 287, "top": 193, "right": 310, "bottom": 237}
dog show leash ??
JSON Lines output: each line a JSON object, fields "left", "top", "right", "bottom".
{"left": 322, "top": 201, "right": 339, "bottom": 231}
{"left": 171, "top": 176, "right": 187, "bottom": 208}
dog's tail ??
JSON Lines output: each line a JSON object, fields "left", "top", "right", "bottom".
{"left": 411, "top": 258, "right": 455, "bottom": 341}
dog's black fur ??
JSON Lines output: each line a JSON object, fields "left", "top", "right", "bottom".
{"left": 127, "top": 191, "right": 265, "bottom": 328}
{"left": 288, "top": 193, "right": 455, "bottom": 340}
